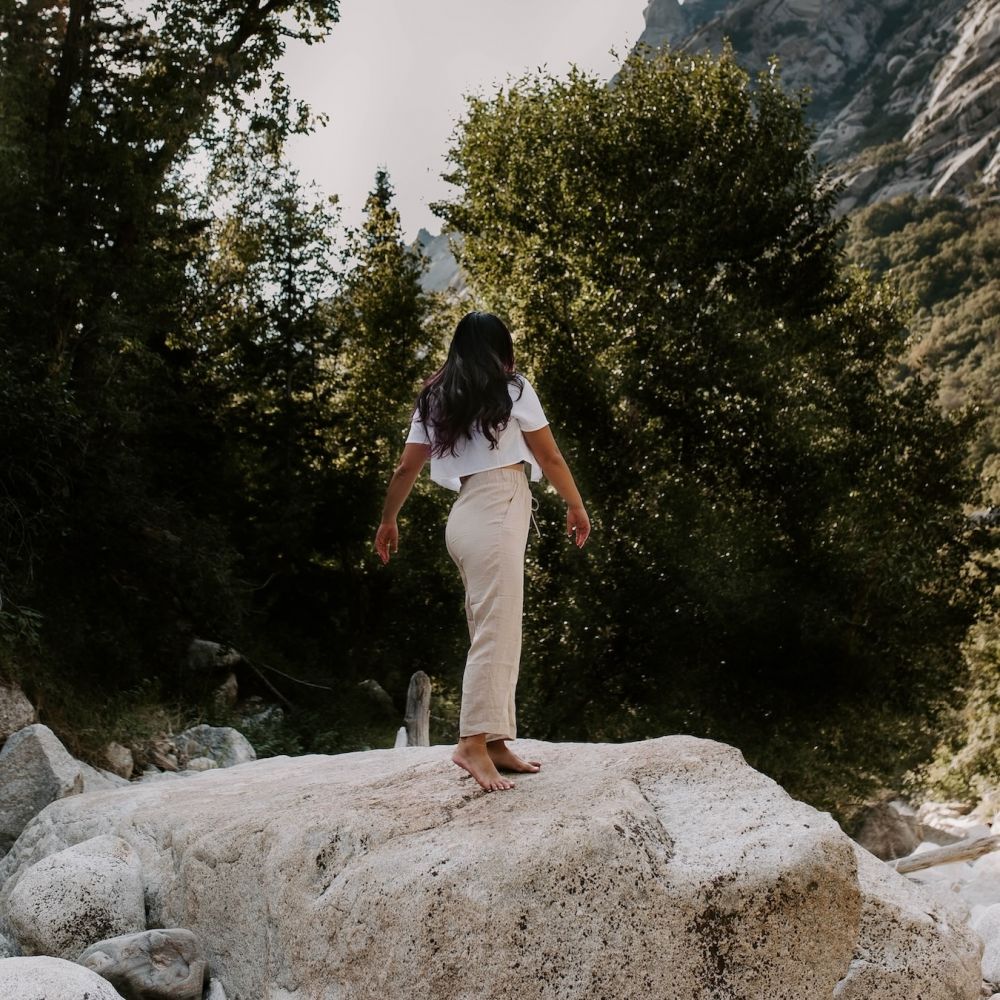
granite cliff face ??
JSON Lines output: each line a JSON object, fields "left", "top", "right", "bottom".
{"left": 639, "top": 0, "right": 1000, "bottom": 210}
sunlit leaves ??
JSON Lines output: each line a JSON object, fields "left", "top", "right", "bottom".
{"left": 434, "top": 42, "right": 990, "bottom": 814}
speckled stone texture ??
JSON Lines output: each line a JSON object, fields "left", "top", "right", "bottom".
{"left": 0, "top": 723, "right": 83, "bottom": 853}
{"left": 0, "top": 737, "right": 983, "bottom": 999}
{"left": 79, "top": 928, "right": 207, "bottom": 1000}
{"left": 0, "top": 955, "right": 126, "bottom": 999}
{"left": 0, "top": 684, "right": 35, "bottom": 744}
{"left": 5, "top": 834, "right": 145, "bottom": 959}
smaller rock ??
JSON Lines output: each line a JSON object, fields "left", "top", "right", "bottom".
{"left": 240, "top": 703, "right": 284, "bottom": 728}
{"left": 974, "top": 904, "right": 1000, "bottom": 980}
{"left": 79, "top": 761, "right": 130, "bottom": 793}
{"left": 213, "top": 672, "right": 239, "bottom": 709}
{"left": 0, "top": 956, "right": 126, "bottom": 999}
{"left": 185, "top": 756, "right": 218, "bottom": 772}
{"left": 138, "top": 768, "right": 186, "bottom": 783}
{"left": 104, "top": 742, "right": 134, "bottom": 780}
{"left": 0, "top": 683, "right": 35, "bottom": 744}
{"left": 173, "top": 725, "right": 255, "bottom": 769}
{"left": 0, "top": 928, "right": 19, "bottom": 958}
{"left": 6, "top": 835, "right": 145, "bottom": 960}
{"left": 79, "top": 928, "right": 208, "bottom": 1000}
{"left": 918, "top": 800, "right": 982, "bottom": 844}
{"left": 854, "top": 797, "right": 921, "bottom": 860}
{"left": 146, "top": 735, "right": 179, "bottom": 772}
{"left": 187, "top": 638, "right": 242, "bottom": 673}
{"left": 0, "top": 724, "right": 83, "bottom": 852}
{"left": 358, "top": 678, "right": 396, "bottom": 717}
{"left": 206, "top": 979, "right": 228, "bottom": 1000}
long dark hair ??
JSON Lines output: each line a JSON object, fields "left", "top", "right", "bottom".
{"left": 416, "top": 311, "right": 524, "bottom": 458}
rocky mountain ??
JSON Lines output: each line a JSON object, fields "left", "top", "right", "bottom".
{"left": 640, "top": 0, "right": 1000, "bottom": 212}
{"left": 414, "top": 228, "right": 466, "bottom": 296}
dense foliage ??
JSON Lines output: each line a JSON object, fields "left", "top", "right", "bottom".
{"left": 845, "top": 195, "right": 1000, "bottom": 495}
{"left": 844, "top": 196, "right": 1000, "bottom": 801}
{"left": 435, "top": 47, "right": 994, "bottom": 816}
{"left": 0, "top": 0, "right": 465, "bottom": 752}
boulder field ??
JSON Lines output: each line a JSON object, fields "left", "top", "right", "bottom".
{"left": 0, "top": 736, "right": 983, "bottom": 999}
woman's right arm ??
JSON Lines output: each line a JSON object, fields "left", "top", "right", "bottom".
{"left": 375, "top": 442, "right": 431, "bottom": 564}
{"left": 522, "top": 426, "right": 591, "bottom": 548}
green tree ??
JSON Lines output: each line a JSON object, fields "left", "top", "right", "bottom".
{"left": 335, "top": 169, "right": 432, "bottom": 479}
{"left": 434, "top": 46, "right": 992, "bottom": 816}
{"left": 174, "top": 133, "right": 342, "bottom": 639}
{"left": 845, "top": 195, "right": 1000, "bottom": 495}
{"left": 328, "top": 170, "right": 462, "bottom": 709}
{"left": 0, "top": 0, "right": 339, "bottom": 730}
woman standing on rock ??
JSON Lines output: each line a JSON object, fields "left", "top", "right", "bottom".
{"left": 374, "top": 311, "right": 591, "bottom": 792}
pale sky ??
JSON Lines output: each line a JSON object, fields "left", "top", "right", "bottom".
{"left": 277, "top": 1, "right": 647, "bottom": 240}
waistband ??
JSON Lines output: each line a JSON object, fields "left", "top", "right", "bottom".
{"left": 458, "top": 463, "right": 528, "bottom": 487}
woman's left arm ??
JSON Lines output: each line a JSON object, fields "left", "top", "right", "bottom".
{"left": 375, "top": 442, "right": 431, "bottom": 564}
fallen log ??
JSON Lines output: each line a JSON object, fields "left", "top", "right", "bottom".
{"left": 892, "top": 833, "right": 1000, "bottom": 874}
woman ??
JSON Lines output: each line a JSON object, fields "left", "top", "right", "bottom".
{"left": 374, "top": 311, "right": 591, "bottom": 793}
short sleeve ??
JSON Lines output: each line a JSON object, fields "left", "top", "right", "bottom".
{"left": 512, "top": 377, "right": 549, "bottom": 432}
{"left": 404, "top": 407, "right": 431, "bottom": 445}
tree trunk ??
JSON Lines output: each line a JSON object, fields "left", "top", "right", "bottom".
{"left": 404, "top": 670, "right": 431, "bottom": 747}
{"left": 893, "top": 834, "right": 1000, "bottom": 874}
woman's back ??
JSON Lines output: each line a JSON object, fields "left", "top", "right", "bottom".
{"left": 405, "top": 376, "right": 550, "bottom": 491}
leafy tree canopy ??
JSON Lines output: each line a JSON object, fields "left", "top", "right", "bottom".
{"left": 433, "top": 45, "right": 995, "bottom": 816}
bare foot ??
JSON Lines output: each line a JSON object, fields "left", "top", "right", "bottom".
{"left": 487, "top": 741, "right": 541, "bottom": 773}
{"left": 452, "top": 739, "right": 515, "bottom": 792}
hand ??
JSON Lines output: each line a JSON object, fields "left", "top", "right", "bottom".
{"left": 566, "top": 505, "right": 591, "bottom": 548}
{"left": 375, "top": 521, "right": 399, "bottom": 564}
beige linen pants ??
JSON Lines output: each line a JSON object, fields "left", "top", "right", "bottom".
{"left": 445, "top": 465, "right": 532, "bottom": 742}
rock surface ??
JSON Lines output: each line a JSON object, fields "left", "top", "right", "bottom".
{"left": 5, "top": 834, "right": 145, "bottom": 959}
{"left": 854, "top": 798, "right": 922, "bottom": 860}
{"left": 0, "top": 928, "right": 17, "bottom": 958}
{"left": 0, "top": 955, "right": 127, "bottom": 999}
{"left": 638, "top": 0, "right": 1000, "bottom": 209}
{"left": 205, "top": 980, "right": 227, "bottom": 1000}
{"left": 973, "top": 903, "right": 1000, "bottom": 984}
{"left": 186, "top": 638, "right": 242, "bottom": 673}
{"left": 414, "top": 228, "right": 465, "bottom": 297}
{"left": 104, "top": 742, "right": 135, "bottom": 780}
{"left": 0, "top": 724, "right": 83, "bottom": 853}
{"left": 0, "top": 737, "right": 982, "bottom": 1000}
{"left": 79, "top": 928, "right": 207, "bottom": 1000}
{"left": 172, "top": 725, "right": 255, "bottom": 769}
{"left": 0, "top": 683, "right": 35, "bottom": 744}
{"left": 79, "top": 760, "right": 131, "bottom": 794}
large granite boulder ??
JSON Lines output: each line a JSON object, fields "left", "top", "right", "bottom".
{"left": 0, "top": 724, "right": 83, "bottom": 853}
{"left": 4, "top": 834, "right": 145, "bottom": 959}
{"left": 0, "top": 955, "right": 126, "bottom": 999}
{"left": 0, "top": 683, "right": 34, "bottom": 744}
{"left": 0, "top": 737, "right": 983, "bottom": 999}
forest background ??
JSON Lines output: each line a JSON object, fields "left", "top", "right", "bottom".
{"left": 0, "top": 0, "right": 997, "bottom": 829}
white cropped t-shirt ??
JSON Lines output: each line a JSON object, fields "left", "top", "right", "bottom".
{"left": 405, "top": 376, "right": 549, "bottom": 492}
